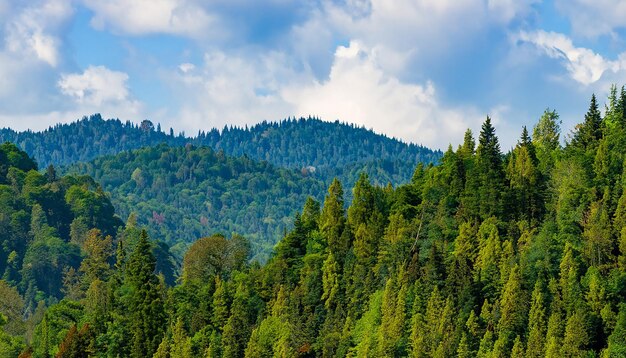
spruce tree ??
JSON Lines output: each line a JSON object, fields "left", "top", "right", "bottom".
{"left": 320, "top": 179, "right": 347, "bottom": 257}
{"left": 525, "top": 281, "right": 547, "bottom": 358}
{"left": 573, "top": 94, "right": 602, "bottom": 149}
{"left": 126, "top": 230, "right": 165, "bottom": 358}
{"left": 476, "top": 117, "right": 505, "bottom": 219}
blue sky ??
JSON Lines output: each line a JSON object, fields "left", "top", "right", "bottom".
{"left": 1, "top": 0, "right": 626, "bottom": 150}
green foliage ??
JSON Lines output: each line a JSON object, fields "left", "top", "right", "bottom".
{"left": 6, "top": 87, "right": 626, "bottom": 357}
{"left": 66, "top": 144, "right": 328, "bottom": 262}
{"left": 0, "top": 115, "right": 440, "bottom": 178}
{"left": 126, "top": 230, "right": 166, "bottom": 358}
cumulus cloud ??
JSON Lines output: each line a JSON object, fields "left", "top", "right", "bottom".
{"left": 0, "top": 0, "right": 76, "bottom": 119}
{"left": 556, "top": 0, "right": 626, "bottom": 38}
{"left": 165, "top": 50, "right": 301, "bottom": 131}
{"left": 81, "top": 0, "right": 218, "bottom": 37}
{"left": 0, "top": 65, "right": 143, "bottom": 131}
{"left": 3, "top": 0, "right": 72, "bottom": 67}
{"left": 284, "top": 41, "right": 481, "bottom": 149}
{"left": 58, "top": 66, "right": 133, "bottom": 106}
{"left": 164, "top": 42, "right": 482, "bottom": 149}
{"left": 0, "top": 0, "right": 556, "bottom": 150}
{"left": 516, "top": 30, "right": 626, "bottom": 86}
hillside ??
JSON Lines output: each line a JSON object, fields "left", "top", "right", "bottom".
{"left": 5, "top": 90, "right": 626, "bottom": 356}
{"left": 64, "top": 144, "right": 328, "bottom": 261}
{"left": 0, "top": 114, "right": 441, "bottom": 187}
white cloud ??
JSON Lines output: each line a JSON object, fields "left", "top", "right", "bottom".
{"left": 3, "top": 0, "right": 72, "bottom": 67}
{"left": 178, "top": 63, "right": 195, "bottom": 73}
{"left": 0, "top": 65, "right": 143, "bottom": 131}
{"left": 556, "top": 0, "right": 626, "bottom": 38}
{"left": 81, "top": 0, "right": 218, "bottom": 37}
{"left": 0, "top": 0, "right": 541, "bottom": 151}
{"left": 58, "top": 66, "right": 134, "bottom": 106}
{"left": 165, "top": 51, "right": 301, "bottom": 131}
{"left": 0, "top": 0, "right": 76, "bottom": 117}
{"left": 487, "top": 0, "right": 538, "bottom": 24}
{"left": 516, "top": 30, "right": 626, "bottom": 86}
{"left": 283, "top": 41, "right": 481, "bottom": 149}
{"left": 163, "top": 42, "right": 482, "bottom": 149}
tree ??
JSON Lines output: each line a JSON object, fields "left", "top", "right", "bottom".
{"left": 321, "top": 252, "right": 340, "bottom": 310}
{"left": 533, "top": 108, "right": 561, "bottom": 173}
{"left": 582, "top": 189, "right": 614, "bottom": 269}
{"left": 507, "top": 127, "right": 540, "bottom": 221}
{"left": 56, "top": 324, "right": 92, "bottom": 358}
{"left": 126, "top": 230, "right": 165, "bottom": 358}
{"left": 222, "top": 281, "right": 254, "bottom": 358}
{"left": 475, "top": 117, "right": 505, "bottom": 219}
{"left": 320, "top": 179, "right": 347, "bottom": 257}
{"left": 79, "top": 229, "right": 112, "bottom": 285}
{"left": 497, "top": 265, "right": 527, "bottom": 350}
{"left": 572, "top": 94, "right": 602, "bottom": 149}
{"left": 182, "top": 234, "right": 249, "bottom": 284}
{"left": 605, "top": 304, "right": 626, "bottom": 356}
{"left": 562, "top": 309, "right": 590, "bottom": 357}
{"left": 525, "top": 281, "right": 547, "bottom": 358}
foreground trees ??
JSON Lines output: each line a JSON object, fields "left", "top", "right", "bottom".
{"left": 4, "top": 87, "right": 626, "bottom": 356}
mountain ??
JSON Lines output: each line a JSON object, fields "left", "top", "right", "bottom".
{"left": 64, "top": 144, "right": 328, "bottom": 262}
{"left": 0, "top": 143, "right": 121, "bottom": 307}
{"left": 9, "top": 91, "right": 626, "bottom": 356}
{"left": 0, "top": 114, "right": 441, "bottom": 187}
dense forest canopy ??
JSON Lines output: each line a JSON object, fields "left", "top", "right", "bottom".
{"left": 0, "top": 115, "right": 441, "bottom": 187}
{"left": 3, "top": 86, "right": 626, "bottom": 357}
{"left": 65, "top": 144, "right": 328, "bottom": 261}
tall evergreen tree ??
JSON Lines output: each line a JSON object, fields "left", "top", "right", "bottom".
{"left": 475, "top": 117, "right": 505, "bottom": 219}
{"left": 126, "top": 230, "right": 166, "bottom": 358}
{"left": 572, "top": 94, "right": 602, "bottom": 149}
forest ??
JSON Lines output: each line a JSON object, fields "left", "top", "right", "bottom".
{"left": 2, "top": 86, "right": 626, "bottom": 357}
{"left": 0, "top": 115, "right": 440, "bottom": 186}
{"left": 65, "top": 144, "right": 328, "bottom": 262}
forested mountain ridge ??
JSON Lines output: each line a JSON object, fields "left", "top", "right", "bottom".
{"left": 0, "top": 114, "right": 441, "bottom": 186}
{"left": 4, "top": 87, "right": 626, "bottom": 357}
{"left": 64, "top": 144, "right": 328, "bottom": 261}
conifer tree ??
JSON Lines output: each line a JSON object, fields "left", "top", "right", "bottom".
{"left": 320, "top": 179, "right": 347, "bottom": 257}
{"left": 572, "top": 94, "right": 603, "bottom": 149}
{"left": 562, "top": 309, "right": 590, "bottom": 357}
{"left": 222, "top": 282, "right": 253, "bottom": 358}
{"left": 525, "top": 281, "right": 547, "bottom": 358}
{"left": 126, "top": 230, "right": 165, "bottom": 358}
{"left": 605, "top": 304, "right": 626, "bottom": 356}
{"left": 476, "top": 117, "right": 505, "bottom": 219}
{"left": 497, "top": 265, "right": 527, "bottom": 349}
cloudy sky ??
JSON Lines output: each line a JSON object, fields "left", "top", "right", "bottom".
{"left": 1, "top": 0, "right": 625, "bottom": 149}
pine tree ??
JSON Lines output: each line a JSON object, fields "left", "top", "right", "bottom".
{"left": 320, "top": 179, "right": 347, "bottom": 257}
{"left": 605, "top": 304, "right": 626, "bottom": 356}
{"left": 222, "top": 282, "right": 253, "bottom": 358}
{"left": 475, "top": 218, "right": 502, "bottom": 301}
{"left": 510, "top": 335, "right": 524, "bottom": 358}
{"left": 533, "top": 109, "right": 561, "bottom": 157}
{"left": 171, "top": 317, "right": 193, "bottom": 358}
{"left": 562, "top": 309, "right": 590, "bottom": 357}
{"left": 321, "top": 252, "right": 340, "bottom": 310}
{"left": 508, "top": 127, "right": 541, "bottom": 221}
{"left": 79, "top": 229, "right": 112, "bottom": 285}
{"left": 212, "top": 276, "right": 230, "bottom": 331}
{"left": 476, "top": 117, "right": 505, "bottom": 219}
{"left": 497, "top": 265, "right": 527, "bottom": 350}
{"left": 572, "top": 94, "right": 603, "bottom": 149}
{"left": 525, "top": 281, "right": 547, "bottom": 358}
{"left": 126, "top": 230, "right": 166, "bottom": 358}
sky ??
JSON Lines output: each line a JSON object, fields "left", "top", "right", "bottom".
{"left": 1, "top": 0, "right": 626, "bottom": 150}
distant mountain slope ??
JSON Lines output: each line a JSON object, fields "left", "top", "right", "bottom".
{"left": 0, "top": 114, "right": 441, "bottom": 186}
{"left": 64, "top": 144, "right": 328, "bottom": 262}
